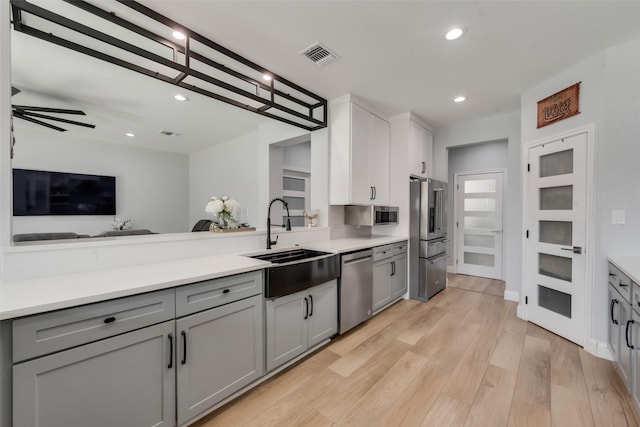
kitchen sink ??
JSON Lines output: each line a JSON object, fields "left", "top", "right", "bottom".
{"left": 249, "top": 248, "right": 332, "bottom": 264}
{"left": 246, "top": 249, "right": 339, "bottom": 298}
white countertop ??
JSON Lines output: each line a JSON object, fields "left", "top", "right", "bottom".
{"left": 0, "top": 235, "right": 407, "bottom": 320}
{"left": 303, "top": 235, "right": 407, "bottom": 253}
{"left": 609, "top": 256, "right": 640, "bottom": 284}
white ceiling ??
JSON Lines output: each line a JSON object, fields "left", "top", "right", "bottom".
{"left": 11, "top": 1, "right": 640, "bottom": 153}
{"left": 140, "top": 0, "right": 640, "bottom": 128}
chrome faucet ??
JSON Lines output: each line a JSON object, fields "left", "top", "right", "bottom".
{"left": 267, "top": 197, "right": 291, "bottom": 249}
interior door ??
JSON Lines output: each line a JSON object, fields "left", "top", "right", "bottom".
{"left": 525, "top": 132, "right": 587, "bottom": 345}
{"left": 456, "top": 171, "right": 504, "bottom": 279}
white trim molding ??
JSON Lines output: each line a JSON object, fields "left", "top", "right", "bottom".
{"left": 504, "top": 290, "right": 519, "bottom": 302}
{"left": 447, "top": 265, "right": 457, "bottom": 274}
{"left": 586, "top": 339, "right": 614, "bottom": 361}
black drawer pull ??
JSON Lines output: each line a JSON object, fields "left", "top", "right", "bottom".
{"left": 222, "top": 289, "right": 230, "bottom": 294}
{"left": 103, "top": 316, "right": 116, "bottom": 324}
{"left": 181, "top": 331, "right": 187, "bottom": 365}
{"left": 611, "top": 299, "right": 619, "bottom": 325}
{"left": 167, "top": 333, "right": 173, "bottom": 369}
{"left": 626, "top": 320, "right": 634, "bottom": 349}
{"left": 620, "top": 282, "right": 629, "bottom": 288}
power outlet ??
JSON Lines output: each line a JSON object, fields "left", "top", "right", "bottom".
{"left": 612, "top": 210, "right": 626, "bottom": 225}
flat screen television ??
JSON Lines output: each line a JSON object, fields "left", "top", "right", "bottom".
{"left": 13, "top": 169, "right": 116, "bottom": 216}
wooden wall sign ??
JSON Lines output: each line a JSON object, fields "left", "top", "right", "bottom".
{"left": 537, "top": 82, "right": 580, "bottom": 128}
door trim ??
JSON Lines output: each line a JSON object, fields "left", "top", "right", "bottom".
{"left": 453, "top": 168, "right": 507, "bottom": 280}
{"left": 521, "top": 124, "right": 596, "bottom": 351}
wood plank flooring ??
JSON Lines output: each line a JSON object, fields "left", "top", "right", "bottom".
{"left": 192, "top": 274, "right": 638, "bottom": 427}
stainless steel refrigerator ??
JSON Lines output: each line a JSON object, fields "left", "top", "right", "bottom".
{"left": 409, "top": 178, "right": 448, "bottom": 302}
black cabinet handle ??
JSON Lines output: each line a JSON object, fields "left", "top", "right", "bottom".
{"left": 309, "top": 295, "right": 313, "bottom": 317}
{"left": 370, "top": 187, "right": 374, "bottom": 200}
{"left": 167, "top": 333, "right": 173, "bottom": 369}
{"left": 103, "top": 316, "right": 116, "bottom": 324}
{"left": 181, "top": 331, "right": 187, "bottom": 365}
{"left": 304, "top": 297, "right": 309, "bottom": 320}
{"left": 620, "top": 282, "right": 629, "bottom": 288}
{"left": 611, "top": 299, "right": 619, "bottom": 325}
{"left": 421, "top": 161, "right": 426, "bottom": 174}
{"left": 626, "top": 319, "right": 634, "bottom": 349}
{"left": 373, "top": 187, "right": 377, "bottom": 200}
{"left": 392, "top": 261, "right": 396, "bottom": 276}
{"left": 222, "top": 289, "right": 230, "bottom": 294}
{"left": 609, "top": 273, "right": 617, "bottom": 277}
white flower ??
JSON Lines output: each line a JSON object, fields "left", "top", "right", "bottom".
{"left": 205, "top": 199, "right": 224, "bottom": 215}
{"left": 221, "top": 195, "right": 229, "bottom": 202}
{"left": 224, "top": 198, "right": 240, "bottom": 214}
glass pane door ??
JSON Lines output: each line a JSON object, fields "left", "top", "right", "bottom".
{"left": 525, "top": 133, "right": 587, "bottom": 345}
{"left": 456, "top": 171, "right": 504, "bottom": 280}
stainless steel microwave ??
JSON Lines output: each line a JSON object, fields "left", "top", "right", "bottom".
{"left": 345, "top": 205, "right": 399, "bottom": 226}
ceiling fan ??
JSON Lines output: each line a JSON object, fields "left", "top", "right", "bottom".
{"left": 11, "top": 86, "right": 96, "bottom": 132}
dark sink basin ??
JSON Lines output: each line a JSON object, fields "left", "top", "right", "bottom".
{"left": 249, "top": 249, "right": 332, "bottom": 264}
{"left": 247, "top": 249, "right": 339, "bottom": 298}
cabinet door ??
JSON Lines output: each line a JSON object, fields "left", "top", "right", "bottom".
{"left": 391, "top": 255, "right": 408, "bottom": 300}
{"left": 620, "top": 300, "right": 633, "bottom": 390}
{"left": 308, "top": 280, "right": 338, "bottom": 348}
{"left": 370, "top": 115, "right": 390, "bottom": 204}
{"left": 13, "top": 321, "right": 175, "bottom": 427}
{"left": 409, "top": 121, "right": 424, "bottom": 177}
{"left": 176, "top": 295, "right": 264, "bottom": 425}
{"left": 609, "top": 285, "right": 621, "bottom": 363}
{"left": 266, "top": 292, "right": 308, "bottom": 372}
{"left": 633, "top": 310, "right": 640, "bottom": 412}
{"left": 373, "top": 260, "right": 392, "bottom": 312}
{"left": 350, "top": 103, "right": 373, "bottom": 204}
{"left": 422, "top": 127, "right": 433, "bottom": 178}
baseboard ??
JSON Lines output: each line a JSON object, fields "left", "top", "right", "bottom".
{"left": 503, "top": 290, "right": 519, "bottom": 302}
{"left": 447, "top": 265, "right": 457, "bottom": 274}
{"left": 585, "top": 338, "right": 614, "bottom": 360}
{"left": 516, "top": 304, "right": 525, "bottom": 320}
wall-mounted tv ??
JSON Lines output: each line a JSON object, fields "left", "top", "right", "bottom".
{"left": 13, "top": 169, "right": 116, "bottom": 216}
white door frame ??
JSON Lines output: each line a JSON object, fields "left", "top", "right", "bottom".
{"left": 520, "top": 124, "right": 597, "bottom": 353}
{"left": 452, "top": 168, "right": 507, "bottom": 280}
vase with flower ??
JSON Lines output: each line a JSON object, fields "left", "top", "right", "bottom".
{"left": 205, "top": 196, "right": 240, "bottom": 229}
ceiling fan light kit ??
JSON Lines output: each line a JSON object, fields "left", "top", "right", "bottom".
{"left": 10, "top": 0, "right": 327, "bottom": 131}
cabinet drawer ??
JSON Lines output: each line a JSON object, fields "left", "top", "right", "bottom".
{"left": 176, "top": 271, "right": 262, "bottom": 317}
{"left": 373, "top": 244, "right": 394, "bottom": 262}
{"left": 13, "top": 289, "right": 175, "bottom": 362}
{"left": 609, "top": 263, "right": 631, "bottom": 304}
{"left": 633, "top": 282, "right": 640, "bottom": 315}
{"left": 392, "top": 241, "right": 407, "bottom": 256}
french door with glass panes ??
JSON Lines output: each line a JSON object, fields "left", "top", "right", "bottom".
{"left": 456, "top": 171, "right": 504, "bottom": 280}
{"left": 525, "top": 132, "right": 588, "bottom": 345}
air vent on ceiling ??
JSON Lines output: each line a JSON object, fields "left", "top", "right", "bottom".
{"left": 160, "top": 130, "right": 181, "bottom": 137}
{"left": 299, "top": 42, "right": 340, "bottom": 67}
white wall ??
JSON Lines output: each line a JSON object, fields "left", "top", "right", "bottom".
{"left": 283, "top": 141, "right": 310, "bottom": 171}
{"left": 433, "top": 111, "right": 521, "bottom": 299}
{"left": 12, "top": 127, "right": 189, "bottom": 236}
{"left": 189, "top": 131, "right": 260, "bottom": 228}
{"left": 447, "top": 139, "right": 508, "bottom": 269}
{"left": 520, "top": 41, "right": 640, "bottom": 348}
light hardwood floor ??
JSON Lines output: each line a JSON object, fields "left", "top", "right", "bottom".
{"left": 193, "top": 274, "right": 638, "bottom": 427}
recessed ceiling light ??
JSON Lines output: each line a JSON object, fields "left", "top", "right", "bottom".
{"left": 173, "top": 94, "right": 189, "bottom": 102}
{"left": 125, "top": 132, "right": 135, "bottom": 137}
{"left": 172, "top": 31, "right": 185, "bottom": 40}
{"left": 454, "top": 96, "right": 467, "bottom": 103}
{"left": 445, "top": 27, "right": 466, "bottom": 41}
{"left": 263, "top": 74, "right": 272, "bottom": 81}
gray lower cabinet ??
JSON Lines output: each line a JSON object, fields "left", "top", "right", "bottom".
{"left": 266, "top": 280, "right": 337, "bottom": 372}
{"left": 373, "top": 244, "right": 407, "bottom": 313}
{"left": 390, "top": 254, "right": 407, "bottom": 300}
{"left": 176, "top": 294, "right": 264, "bottom": 426}
{"left": 13, "top": 320, "right": 175, "bottom": 427}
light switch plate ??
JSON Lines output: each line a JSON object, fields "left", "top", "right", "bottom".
{"left": 612, "top": 210, "right": 626, "bottom": 225}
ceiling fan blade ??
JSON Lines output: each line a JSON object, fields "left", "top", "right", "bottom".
{"left": 14, "top": 112, "right": 67, "bottom": 132}
{"left": 11, "top": 86, "right": 21, "bottom": 96}
{"left": 12, "top": 105, "right": 87, "bottom": 115}
{"left": 17, "top": 110, "right": 96, "bottom": 129}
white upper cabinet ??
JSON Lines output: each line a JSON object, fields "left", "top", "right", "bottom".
{"left": 330, "top": 95, "right": 390, "bottom": 205}
{"left": 409, "top": 119, "right": 433, "bottom": 178}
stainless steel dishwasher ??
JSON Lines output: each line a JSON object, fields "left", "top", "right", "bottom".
{"left": 339, "top": 249, "right": 374, "bottom": 334}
